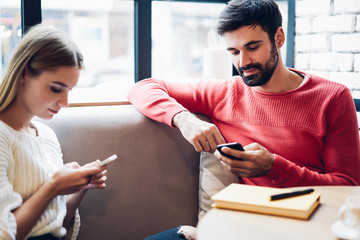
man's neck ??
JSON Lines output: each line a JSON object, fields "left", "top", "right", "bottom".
{"left": 254, "top": 62, "right": 304, "bottom": 93}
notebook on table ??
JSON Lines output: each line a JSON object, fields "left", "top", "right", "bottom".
{"left": 211, "top": 183, "right": 321, "bottom": 220}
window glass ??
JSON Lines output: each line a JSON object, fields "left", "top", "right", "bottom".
{"left": 1, "top": 0, "right": 289, "bottom": 103}
{"left": 0, "top": 1, "right": 21, "bottom": 78}
{"left": 42, "top": 0, "right": 134, "bottom": 103}
{"left": 152, "top": 1, "right": 288, "bottom": 81}
{"left": 152, "top": 2, "right": 226, "bottom": 81}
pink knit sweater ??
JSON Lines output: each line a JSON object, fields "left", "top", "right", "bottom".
{"left": 128, "top": 70, "right": 360, "bottom": 187}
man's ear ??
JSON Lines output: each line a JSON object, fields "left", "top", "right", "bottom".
{"left": 274, "top": 27, "right": 285, "bottom": 48}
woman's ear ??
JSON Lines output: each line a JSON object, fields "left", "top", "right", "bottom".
{"left": 275, "top": 27, "right": 285, "bottom": 48}
{"left": 20, "top": 67, "right": 28, "bottom": 84}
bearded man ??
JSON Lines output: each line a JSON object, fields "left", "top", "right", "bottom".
{"left": 129, "top": 1, "right": 360, "bottom": 239}
{"left": 129, "top": 0, "right": 359, "bottom": 206}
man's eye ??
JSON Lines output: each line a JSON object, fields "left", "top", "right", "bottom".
{"left": 230, "top": 51, "right": 239, "bottom": 56}
{"left": 50, "top": 86, "right": 62, "bottom": 93}
{"left": 248, "top": 46, "right": 259, "bottom": 51}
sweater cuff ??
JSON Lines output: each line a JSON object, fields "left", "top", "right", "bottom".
{"left": 266, "top": 154, "right": 288, "bottom": 184}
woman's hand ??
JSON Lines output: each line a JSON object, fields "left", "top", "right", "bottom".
{"left": 61, "top": 160, "right": 109, "bottom": 228}
{"left": 82, "top": 160, "right": 108, "bottom": 189}
{"left": 50, "top": 162, "right": 108, "bottom": 196}
{"left": 12, "top": 161, "right": 108, "bottom": 240}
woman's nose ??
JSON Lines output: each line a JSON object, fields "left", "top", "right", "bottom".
{"left": 57, "top": 92, "right": 69, "bottom": 107}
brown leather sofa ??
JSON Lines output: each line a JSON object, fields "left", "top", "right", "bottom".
{"left": 41, "top": 104, "right": 200, "bottom": 240}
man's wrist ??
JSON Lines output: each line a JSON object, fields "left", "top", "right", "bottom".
{"left": 172, "top": 110, "right": 190, "bottom": 127}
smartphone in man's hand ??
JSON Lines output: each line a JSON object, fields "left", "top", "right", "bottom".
{"left": 217, "top": 142, "right": 244, "bottom": 160}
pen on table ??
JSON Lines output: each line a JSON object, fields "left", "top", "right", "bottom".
{"left": 270, "top": 188, "right": 315, "bottom": 201}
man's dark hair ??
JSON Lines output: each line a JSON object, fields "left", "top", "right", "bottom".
{"left": 217, "top": 0, "right": 282, "bottom": 43}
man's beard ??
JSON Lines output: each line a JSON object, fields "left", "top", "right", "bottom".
{"left": 237, "top": 43, "right": 279, "bottom": 87}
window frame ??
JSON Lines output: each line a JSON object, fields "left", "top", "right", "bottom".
{"left": 20, "top": 0, "right": 295, "bottom": 101}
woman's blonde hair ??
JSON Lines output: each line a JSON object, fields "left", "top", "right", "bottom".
{"left": 0, "top": 24, "right": 84, "bottom": 111}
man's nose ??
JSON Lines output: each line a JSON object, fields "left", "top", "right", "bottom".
{"left": 237, "top": 51, "right": 251, "bottom": 69}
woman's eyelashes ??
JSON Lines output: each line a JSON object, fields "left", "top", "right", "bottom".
{"left": 50, "top": 85, "right": 65, "bottom": 93}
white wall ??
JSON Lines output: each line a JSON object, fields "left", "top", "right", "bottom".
{"left": 294, "top": 0, "right": 360, "bottom": 98}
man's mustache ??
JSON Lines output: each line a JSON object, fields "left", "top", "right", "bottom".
{"left": 238, "top": 63, "right": 262, "bottom": 74}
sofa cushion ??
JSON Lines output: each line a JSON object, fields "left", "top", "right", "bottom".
{"left": 198, "top": 152, "right": 239, "bottom": 219}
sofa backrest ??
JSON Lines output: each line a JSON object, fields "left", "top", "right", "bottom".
{"left": 40, "top": 105, "right": 200, "bottom": 240}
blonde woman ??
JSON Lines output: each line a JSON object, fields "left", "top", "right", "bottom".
{"left": 0, "top": 24, "right": 109, "bottom": 240}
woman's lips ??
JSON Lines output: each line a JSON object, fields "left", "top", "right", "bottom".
{"left": 49, "top": 109, "right": 59, "bottom": 114}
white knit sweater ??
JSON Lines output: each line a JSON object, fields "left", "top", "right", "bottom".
{"left": 0, "top": 120, "right": 79, "bottom": 240}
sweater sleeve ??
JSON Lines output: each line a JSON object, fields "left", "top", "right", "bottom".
{"left": 127, "top": 78, "right": 226, "bottom": 127}
{"left": 267, "top": 87, "right": 360, "bottom": 187}
{"left": 0, "top": 134, "right": 23, "bottom": 240}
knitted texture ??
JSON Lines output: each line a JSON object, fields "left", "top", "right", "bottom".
{"left": 128, "top": 69, "right": 360, "bottom": 187}
{"left": 0, "top": 121, "right": 79, "bottom": 239}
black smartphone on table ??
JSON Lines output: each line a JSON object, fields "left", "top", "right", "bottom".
{"left": 216, "top": 142, "right": 244, "bottom": 160}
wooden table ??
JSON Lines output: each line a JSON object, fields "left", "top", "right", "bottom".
{"left": 197, "top": 186, "right": 360, "bottom": 240}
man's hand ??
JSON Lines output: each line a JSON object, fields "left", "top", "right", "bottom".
{"left": 173, "top": 111, "right": 225, "bottom": 153}
{"left": 214, "top": 143, "right": 275, "bottom": 178}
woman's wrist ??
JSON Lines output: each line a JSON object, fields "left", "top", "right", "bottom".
{"left": 42, "top": 177, "right": 59, "bottom": 199}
